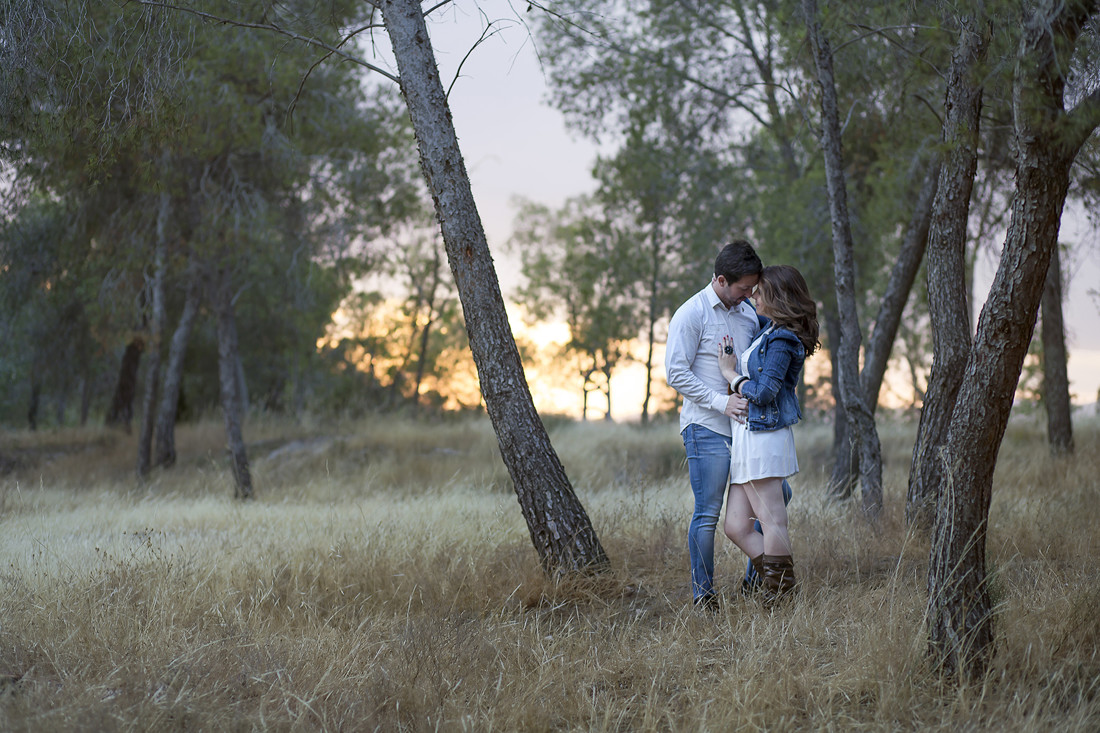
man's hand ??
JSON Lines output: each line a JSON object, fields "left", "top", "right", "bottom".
{"left": 724, "top": 393, "right": 748, "bottom": 423}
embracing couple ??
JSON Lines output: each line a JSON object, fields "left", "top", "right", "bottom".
{"left": 665, "top": 239, "right": 819, "bottom": 611}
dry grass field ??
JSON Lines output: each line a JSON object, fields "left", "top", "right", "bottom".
{"left": 1, "top": 413, "right": 1098, "bottom": 731}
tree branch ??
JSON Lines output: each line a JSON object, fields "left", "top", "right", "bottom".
{"left": 133, "top": 0, "right": 400, "bottom": 84}
{"left": 445, "top": 10, "right": 509, "bottom": 101}
{"left": 1065, "top": 85, "right": 1100, "bottom": 153}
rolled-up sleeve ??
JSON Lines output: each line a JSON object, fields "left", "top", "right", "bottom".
{"left": 665, "top": 305, "right": 727, "bottom": 413}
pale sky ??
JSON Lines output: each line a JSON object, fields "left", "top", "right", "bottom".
{"left": 375, "top": 2, "right": 1100, "bottom": 412}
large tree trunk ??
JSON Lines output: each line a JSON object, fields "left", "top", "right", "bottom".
{"left": 802, "top": 0, "right": 883, "bottom": 516}
{"left": 153, "top": 276, "right": 200, "bottom": 468}
{"left": 907, "top": 10, "right": 987, "bottom": 530}
{"left": 214, "top": 275, "right": 253, "bottom": 500}
{"left": 927, "top": 0, "right": 1100, "bottom": 681}
{"left": 381, "top": 0, "right": 608, "bottom": 573}
{"left": 105, "top": 337, "right": 144, "bottom": 433}
{"left": 1041, "top": 245, "right": 1074, "bottom": 454}
{"left": 138, "top": 192, "right": 169, "bottom": 479}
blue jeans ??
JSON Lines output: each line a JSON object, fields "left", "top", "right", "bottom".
{"left": 682, "top": 424, "right": 731, "bottom": 600}
{"left": 682, "top": 424, "right": 794, "bottom": 600}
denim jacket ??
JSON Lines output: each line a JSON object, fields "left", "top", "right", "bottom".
{"left": 739, "top": 318, "right": 805, "bottom": 432}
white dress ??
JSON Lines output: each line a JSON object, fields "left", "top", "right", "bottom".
{"left": 729, "top": 328, "right": 799, "bottom": 484}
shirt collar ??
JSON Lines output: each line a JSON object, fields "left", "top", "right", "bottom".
{"left": 705, "top": 283, "right": 747, "bottom": 315}
{"left": 704, "top": 283, "right": 728, "bottom": 312}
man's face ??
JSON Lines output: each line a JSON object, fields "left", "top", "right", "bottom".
{"left": 715, "top": 274, "right": 759, "bottom": 308}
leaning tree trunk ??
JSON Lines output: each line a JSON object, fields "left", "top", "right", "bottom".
{"left": 214, "top": 274, "right": 253, "bottom": 500}
{"left": 138, "top": 192, "right": 170, "bottom": 479}
{"left": 802, "top": 0, "right": 883, "bottom": 516}
{"left": 907, "top": 10, "right": 987, "bottom": 530}
{"left": 381, "top": 0, "right": 608, "bottom": 573}
{"left": 153, "top": 276, "right": 200, "bottom": 468}
{"left": 1041, "top": 244, "right": 1074, "bottom": 454}
{"left": 105, "top": 337, "right": 145, "bottom": 434}
{"left": 927, "top": 0, "right": 1100, "bottom": 681}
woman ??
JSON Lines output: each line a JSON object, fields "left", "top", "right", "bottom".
{"left": 717, "top": 264, "right": 818, "bottom": 603}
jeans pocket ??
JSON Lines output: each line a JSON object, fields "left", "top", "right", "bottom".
{"left": 681, "top": 425, "right": 697, "bottom": 458}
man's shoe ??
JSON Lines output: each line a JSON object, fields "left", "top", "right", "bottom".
{"left": 693, "top": 593, "right": 720, "bottom": 613}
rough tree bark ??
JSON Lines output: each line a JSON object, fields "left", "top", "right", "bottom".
{"left": 380, "top": 0, "right": 608, "bottom": 573}
{"left": 153, "top": 274, "right": 200, "bottom": 468}
{"left": 802, "top": 0, "right": 883, "bottom": 516}
{"left": 137, "top": 191, "right": 169, "bottom": 479}
{"left": 907, "top": 9, "right": 987, "bottom": 529}
{"left": 214, "top": 272, "right": 253, "bottom": 499}
{"left": 1041, "top": 244, "right": 1074, "bottom": 454}
{"left": 927, "top": 0, "right": 1100, "bottom": 681}
{"left": 105, "top": 337, "right": 144, "bottom": 433}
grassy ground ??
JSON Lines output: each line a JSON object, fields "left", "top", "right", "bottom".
{"left": 1, "top": 414, "right": 1098, "bottom": 731}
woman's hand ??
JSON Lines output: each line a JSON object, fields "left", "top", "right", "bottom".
{"left": 718, "top": 335, "right": 741, "bottom": 383}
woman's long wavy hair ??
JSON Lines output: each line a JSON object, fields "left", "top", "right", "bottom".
{"left": 757, "top": 265, "right": 820, "bottom": 356}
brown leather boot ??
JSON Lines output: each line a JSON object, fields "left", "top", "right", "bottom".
{"left": 761, "top": 554, "right": 798, "bottom": 604}
{"left": 742, "top": 554, "right": 767, "bottom": 596}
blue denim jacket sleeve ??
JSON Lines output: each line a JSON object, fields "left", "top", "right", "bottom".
{"left": 740, "top": 326, "right": 805, "bottom": 431}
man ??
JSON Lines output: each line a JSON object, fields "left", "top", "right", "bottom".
{"left": 665, "top": 239, "right": 784, "bottom": 609}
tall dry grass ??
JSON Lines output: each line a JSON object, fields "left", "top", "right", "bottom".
{"left": 1, "top": 414, "right": 1098, "bottom": 731}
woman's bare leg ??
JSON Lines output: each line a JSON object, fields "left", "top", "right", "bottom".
{"left": 723, "top": 483, "right": 764, "bottom": 559}
{"left": 743, "top": 477, "right": 791, "bottom": 556}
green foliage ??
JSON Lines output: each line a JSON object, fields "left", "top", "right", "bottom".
{"left": 0, "top": 197, "right": 109, "bottom": 426}
{"left": 0, "top": 0, "right": 429, "bottom": 427}
{"left": 528, "top": 1, "right": 1100, "bottom": 431}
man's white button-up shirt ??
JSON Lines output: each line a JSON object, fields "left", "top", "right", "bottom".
{"left": 664, "top": 284, "right": 759, "bottom": 437}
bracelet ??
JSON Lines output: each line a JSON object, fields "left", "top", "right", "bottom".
{"left": 733, "top": 376, "right": 748, "bottom": 395}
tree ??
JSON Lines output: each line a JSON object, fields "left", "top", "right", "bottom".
{"left": 533, "top": 1, "right": 949, "bottom": 495}
{"left": 4, "top": 1, "right": 422, "bottom": 502}
{"left": 926, "top": 0, "right": 1100, "bottom": 681}
{"left": 801, "top": 0, "right": 884, "bottom": 516}
{"left": 0, "top": 198, "right": 100, "bottom": 428}
{"left": 906, "top": 6, "right": 990, "bottom": 529}
{"left": 591, "top": 125, "right": 740, "bottom": 423}
{"left": 137, "top": 190, "right": 170, "bottom": 478}
{"left": 153, "top": 270, "right": 201, "bottom": 468}
{"left": 512, "top": 196, "right": 639, "bottom": 421}
{"left": 1041, "top": 244, "right": 1074, "bottom": 453}
{"left": 379, "top": 0, "right": 608, "bottom": 573}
